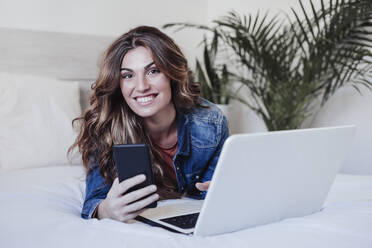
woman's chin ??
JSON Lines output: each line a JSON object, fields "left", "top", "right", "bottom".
{"left": 132, "top": 103, "right": 174, "bottom": 120}
{"left": 131, "top": 107, "right": 158, "bottom": 118}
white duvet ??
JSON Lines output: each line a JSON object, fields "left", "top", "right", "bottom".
{"left": 0, "top": 165, "right": 372, "bottom": 248}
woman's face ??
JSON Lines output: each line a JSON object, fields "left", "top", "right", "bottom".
{"left": 119, "top": 46, "right": 173, "bottom": 119}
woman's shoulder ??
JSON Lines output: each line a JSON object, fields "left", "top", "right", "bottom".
{"left": 180, "top": 98, "right": 228, "bottom": 148}
{"left": 186, "top": 98, "right": 226, "bottom": 125}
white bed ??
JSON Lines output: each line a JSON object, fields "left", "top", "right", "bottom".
{"left": 0, "top": 166, "right": 371, "bottom": 248}
{"left": 1, "top": 28, "right": 372, "bottom": 248}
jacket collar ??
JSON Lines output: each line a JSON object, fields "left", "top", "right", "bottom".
{"left": 176, "top": 109, "right": 190, "bottom": 157}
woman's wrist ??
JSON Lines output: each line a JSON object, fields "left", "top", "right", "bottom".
{"left": 91, "top": 206, "right": 99, "bottom": 219}
{"left": 94, "top": 200, "right": 106, "bottom": 219}
{"left": 96, "top": 201, "right": 105, "bottom": 219}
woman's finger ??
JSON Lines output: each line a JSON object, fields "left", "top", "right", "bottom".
{"left": 195, "top": 181, "right": 210, "bottom": 191}
{"left": 121, "top": 209, "right": 146, "bottom": 223}
{"left": 123, "top": 193, "right": 159, "bottom": 214}
{"left": 118, "top": 184, "right": 157, "bottom": 206}
{"left": 112, "top": 174, "right": 146, "bottom": 197}
{"left": 107, "top": 177, "right": 120, "bottom": 198}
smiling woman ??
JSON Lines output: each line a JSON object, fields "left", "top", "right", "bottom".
{"left": 120, "top": 47, "right": 173, "bottom": 120}
{"left": 68, "top": 26, "right": 229, "bottom": 222}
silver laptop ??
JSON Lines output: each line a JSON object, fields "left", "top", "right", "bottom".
{"left": 137, "top": 125, "right": 355, "bottom": 236}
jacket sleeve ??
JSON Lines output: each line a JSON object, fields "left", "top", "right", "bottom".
{"left": 81, "top": 160, "right": 111, "bottom": 219}
{"left": 200, "top": 115, "right": 229, "bottom": 198}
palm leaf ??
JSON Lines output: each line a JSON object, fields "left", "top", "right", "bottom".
{"left": 195, "top": 59, "right": 213, "bottom": 102}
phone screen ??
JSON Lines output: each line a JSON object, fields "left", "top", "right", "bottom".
{"left": 112, "top": 144, "right": 157, "bottom": 208}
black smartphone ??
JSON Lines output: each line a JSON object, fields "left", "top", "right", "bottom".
{"left": 112, "top": 144, "right": 157, "bottom": 208}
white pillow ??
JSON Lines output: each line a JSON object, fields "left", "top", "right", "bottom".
{"left": 0, "top": 72, "right": 82, "bottom": 174}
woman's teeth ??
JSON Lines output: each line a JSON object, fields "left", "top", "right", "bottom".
{"left": 136, "top": 95, "right": 154, "bottom": 103}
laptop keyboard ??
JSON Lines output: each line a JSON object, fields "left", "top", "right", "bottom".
{"left": 159, "top": 212, "right": 200, "bottom": 229}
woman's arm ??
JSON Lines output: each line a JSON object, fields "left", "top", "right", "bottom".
{"left": 81, "top": 162, "right": 111, "bottom": 219}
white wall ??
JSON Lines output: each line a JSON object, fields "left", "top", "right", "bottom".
{"left": 0, "top": 0, "right": 207, "bottom": 66}
{"left": 311, "top": 86, "right": 372, "bottom": 174}
{"left": 206, "top": 0, "right": 323, "bottom": 24}
{"left": 0, "top": 0, "right": 206, "bottom": 36}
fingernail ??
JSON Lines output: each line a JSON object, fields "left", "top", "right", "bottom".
{"left": 139, "top": 174, "right": 146, "bottom": 180}
{"left": 151, "top": 185, "right": 157, "bottom": 191}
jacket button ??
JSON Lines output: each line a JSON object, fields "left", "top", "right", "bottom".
{"left": 176, "top": 167, "right": 180, "bottom": 170}
{"left": 195, "top": 175, "right": 199, "bottom": 179}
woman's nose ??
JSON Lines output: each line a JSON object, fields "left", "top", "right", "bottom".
{"left": 136, "top": 76, "right": 150, "bottom": 92}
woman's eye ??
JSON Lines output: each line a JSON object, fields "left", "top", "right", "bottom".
{"left": 122, "top": 73, "right": 132, "bottom": 79}
{"left": 148, "top": 68, "right": 160, "bottom": 75}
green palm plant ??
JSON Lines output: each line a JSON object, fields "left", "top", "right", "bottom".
{"left": 164, "top": 0, "right": 372, "bottom": 131}
{"left": 195, "top": 38, "right": 231, "bottom": 104}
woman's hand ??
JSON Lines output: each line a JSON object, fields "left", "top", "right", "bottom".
{"left": 195, "top": 181, "right": 210, "bottom": 191}
{"left": 97, "top": 174, "right": 159, "bottom": 222}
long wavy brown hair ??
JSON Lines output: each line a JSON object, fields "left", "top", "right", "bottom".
{"left": 68, "top": 26, "right": 201, "bottom": 187}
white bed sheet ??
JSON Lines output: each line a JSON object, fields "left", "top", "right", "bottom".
{"left": 0, "top": 165, "right": 371, "bottom": 248}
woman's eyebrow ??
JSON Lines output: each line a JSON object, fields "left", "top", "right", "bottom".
{"left": 120, "top": 62, "right": 155, "bottom": 72}
{"left": 144, "top": 62, "right": 155, "bottom": 70}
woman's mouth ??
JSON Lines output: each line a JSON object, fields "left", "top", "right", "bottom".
{"left": 135, "top": 94, "right": 158, "bottom": 105}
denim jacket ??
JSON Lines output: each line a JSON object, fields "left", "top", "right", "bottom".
{"left": 81, "top": 98, "right": 229, "bottom": 219}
